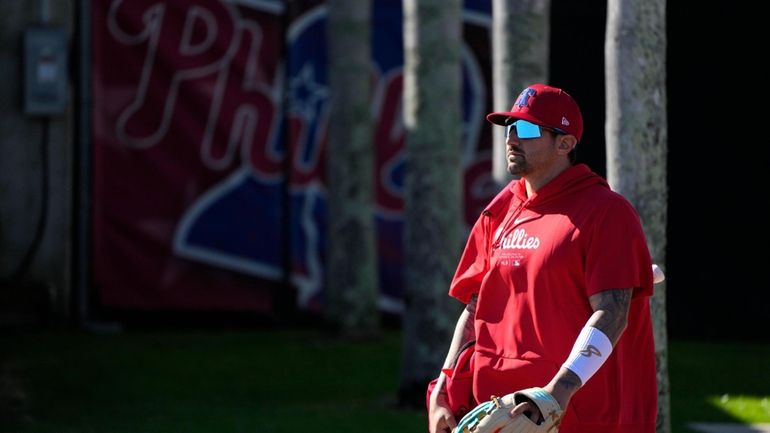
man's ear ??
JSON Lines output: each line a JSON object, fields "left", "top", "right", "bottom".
{"left": 556, "top": 135, "right": 578, "bottom": 155}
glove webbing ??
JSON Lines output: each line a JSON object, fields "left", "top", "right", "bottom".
{"left": 454, "top": 395, "right": 502, "bottom": 433}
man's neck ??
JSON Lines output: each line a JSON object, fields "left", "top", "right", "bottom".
{"left": 524, "top": 161, "right": 572, "bottom": 197}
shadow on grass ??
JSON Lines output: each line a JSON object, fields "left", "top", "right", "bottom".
{"left": 4, "top": 330, "right": 769, "bottom": 433}
{"left": 1, "top": 328, "right": 426, "bottom": 433}
{"left": 670, "top": 340, "right": 770, "bottom": 433}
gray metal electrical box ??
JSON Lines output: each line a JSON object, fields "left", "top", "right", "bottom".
{"left": 24, "top": 26, "right": 68, "bottom": 117}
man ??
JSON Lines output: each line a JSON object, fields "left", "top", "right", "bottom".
{"left": 427, "top": 83, "right": 657, "bottom": 433}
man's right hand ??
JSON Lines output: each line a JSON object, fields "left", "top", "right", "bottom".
{"left": 429, "top": 391, "right": 457, "bottom": 433}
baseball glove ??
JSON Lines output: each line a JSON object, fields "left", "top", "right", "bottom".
{"left": 454, "top": 387, "right": 563, "bottom": 433}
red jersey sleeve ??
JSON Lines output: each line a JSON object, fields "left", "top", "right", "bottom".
{"left": 584, "top": 196, "right": 654, "bottom": 298}
{"left": 448, "top": 214, "right": 491, "bottom": 304}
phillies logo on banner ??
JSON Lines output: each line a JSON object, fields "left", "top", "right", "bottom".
{"left": 92, "top": 0, "right": 495, "bottom": 312}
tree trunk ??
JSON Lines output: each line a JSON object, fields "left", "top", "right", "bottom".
{"left": 605, "top": 1, "right": 669, "bottom": 432}
{"left": 491, "top": 0, "right": 551, "bottom": 185}
{"left": 325, "top": 0, "right": 379, "bottom": 337}
{"left": 398, "top": 0, "right": 464, "bottom": 407}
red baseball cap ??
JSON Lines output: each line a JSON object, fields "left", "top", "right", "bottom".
{"left": 486, "top": 83, "right": 583, "bottom": 142}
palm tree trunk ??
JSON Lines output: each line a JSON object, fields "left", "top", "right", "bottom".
{"left": 491, "top": 0, "right": 551, "bottom": 185}
{"left": 398, "top": 0, "right": 464, "bottom": 407}
{"left": 325, "top": 0, "right": 379, "bottom": 337}
{"left": 605, "top": 0, "right": 669, "bottom": 431}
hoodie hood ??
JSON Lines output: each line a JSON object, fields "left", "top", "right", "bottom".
{"left": 483, "top": 164, "right": 608, "bottom": 217}
{"left": 510, "top": 164, "right": 608, "bottom": 208}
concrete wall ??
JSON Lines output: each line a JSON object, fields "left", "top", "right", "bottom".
{"left": 0, "top": 1, "right": 74, "bottom": 322}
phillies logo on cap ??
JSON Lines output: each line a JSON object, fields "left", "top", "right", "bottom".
{"left": 515, "top": 88, "right": 537, "bottom": 108}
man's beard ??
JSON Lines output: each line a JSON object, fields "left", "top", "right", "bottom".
{"left": 507, "top": 157, "right": 528, "bottom": 176}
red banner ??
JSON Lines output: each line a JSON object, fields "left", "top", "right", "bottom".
{"left": 91, "top": 0, "right": 496, "bottom": 313}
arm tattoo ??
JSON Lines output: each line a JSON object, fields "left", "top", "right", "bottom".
{"left": 440, "top": 295, "right": 478, "bottom": 371}
{"left": 462, "top": 294, "right": 478, "bottom": 342}
{"left": 554, "top": 367, "right": 583, "bottom": 393}
{"left": 587, "top": 288, "right": 632, "bottom": 345}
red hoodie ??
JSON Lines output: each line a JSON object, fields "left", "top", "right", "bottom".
{"left": 449, "top": 164, "right": 656, "bottom": 433}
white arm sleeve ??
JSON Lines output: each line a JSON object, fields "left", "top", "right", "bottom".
{"left": 561, "top": 325, "right": 613, "bottom": 385}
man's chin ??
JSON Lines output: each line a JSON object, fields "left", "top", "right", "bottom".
{"left": 507, "top": 162, "right": 526, "bottom": 176}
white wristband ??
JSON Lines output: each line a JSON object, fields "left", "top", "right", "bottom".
{"left": 561, "top": 326, "right": 613, "bottom": 385}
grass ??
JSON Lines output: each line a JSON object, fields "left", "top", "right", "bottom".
{"left": 1, "top": 328, "right": 423, "bottom": 433}
{"left": 669, "top": 340, "right": 770, "bottom": 432}
{"left": 708, "top": 395, "right": 770, "bottom": 421}
{"left": 2, "top": 328, "right": 769, "bottom": 433}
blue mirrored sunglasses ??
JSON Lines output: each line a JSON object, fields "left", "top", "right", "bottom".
{"left": 505, "top": 119, "right": 565, "bottom": 139}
